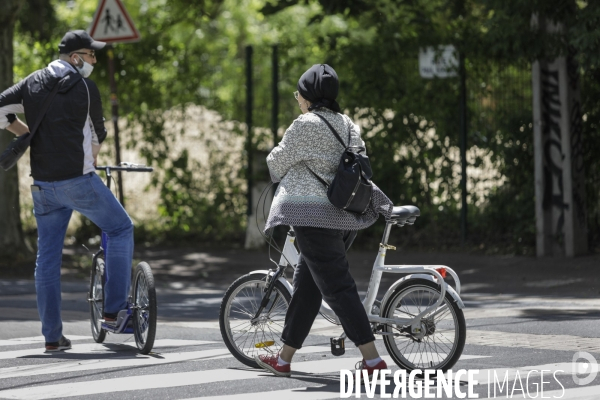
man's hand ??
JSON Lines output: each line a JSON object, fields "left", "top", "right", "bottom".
{"left": 7, "top": 118, "right": 30, "bottom": 136}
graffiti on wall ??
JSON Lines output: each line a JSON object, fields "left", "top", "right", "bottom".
{"left": 567, "top": 51, "right": 587, "bottom": 227}
{"left": 541, "top": 67, "right": 568, "bottom": 241}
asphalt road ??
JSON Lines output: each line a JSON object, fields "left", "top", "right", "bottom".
{"left": 0, "top": 247, "right": 599, "bottom": 399}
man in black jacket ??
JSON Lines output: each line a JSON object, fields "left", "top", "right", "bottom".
{"left": 0, "top": 30, "right": 134, "bottom": 352}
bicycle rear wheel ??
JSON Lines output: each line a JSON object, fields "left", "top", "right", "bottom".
{"left": 219, "top": 273, "right": 291, "bottom": 368}
{"left": 381, "top": 278, "right": 466, "bottom": 372}
{"left": 88, "top": 255, "right": 106, "bottom": 343}
{"left": 132, "top": 262, "right": 157, "bottom": 354}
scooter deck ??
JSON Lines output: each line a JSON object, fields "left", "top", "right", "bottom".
{"left": 101, "top": 316, "right": 134, "bottom": 334}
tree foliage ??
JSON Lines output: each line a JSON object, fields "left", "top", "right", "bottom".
{"left": 0, "top": 0, "right": 28, "bottom": 261}
{"left": 10, "top": 0, "right": 600, "bottom": 251}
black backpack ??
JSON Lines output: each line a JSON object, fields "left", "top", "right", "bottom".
{"left": 305, "top": 113, "right": 373, "bottom": 214}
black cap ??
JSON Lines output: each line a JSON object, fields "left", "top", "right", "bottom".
{"left": 297, "top": 64, "right": 341, "bottom": 113}
{"left": 58, "top": 30, "right": 106, "bottom": 54}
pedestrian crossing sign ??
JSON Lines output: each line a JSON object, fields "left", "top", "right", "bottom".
{"left": 88, "top": 0, "right": 140, "bottom": 44}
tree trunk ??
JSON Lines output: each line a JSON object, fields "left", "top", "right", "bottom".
{"left": 0, "top": 0, "right": 28, "bottom": 260}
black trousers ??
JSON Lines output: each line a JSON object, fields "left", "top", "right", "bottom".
{"left": 281, "top": 226, "right": 376, "bottom": 349}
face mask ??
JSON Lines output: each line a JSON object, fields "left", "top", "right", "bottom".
{"left": 75, "top": 56, "right": 94, "bottom": 78}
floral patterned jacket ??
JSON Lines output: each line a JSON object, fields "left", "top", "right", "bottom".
{"left": 265, "top": 108, "right": 393, "bottom": 231}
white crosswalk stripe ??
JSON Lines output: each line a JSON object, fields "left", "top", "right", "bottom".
{"left": 0, "top": 329, "right": 597, "bottom": 399}
{"left": 0, "top": 335, "right": 90, "bottom": 347}
{"left": 0, "top": 329, "right": 491, "bottom": 400}
{"left": 189, "top": 383, "right": 600, "bottom": 400}
{"left": 0, "top": 339, "right": 216, "bottom": 360}
{"left": 0, "top": 368, "right": 264, "bottom": 399}
{"left": 0, "top": 346, "right": 336, "bottom": 380}
{"left": 0, "top": 352, "right": 376, "bottom": 399}
{"left": 192, "top": 387, "right": 341, "bottom": 400}
{"left": 0, "top": 353, "right": 487, "bottom": 400}
{"left": 0, "top": 349, "right": 230, "bottom": 379}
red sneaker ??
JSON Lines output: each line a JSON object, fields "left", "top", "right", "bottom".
{"left": 356, "top": 358, "right": 388, "bottom": 378}
{"left": 255, "top": 353, "right": 291, "bottom": 377}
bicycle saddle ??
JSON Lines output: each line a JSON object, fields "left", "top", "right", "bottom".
{"left": 390, "top": 205, "right": 420, "bottom": 224}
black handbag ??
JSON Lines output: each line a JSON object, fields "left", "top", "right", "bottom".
{"left": 0, "top": 75, "right": 66, "bottom": 171}
{"left": 306, "top": 113, "right": 374, "bottom": 214}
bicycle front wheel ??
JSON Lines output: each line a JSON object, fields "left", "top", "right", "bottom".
{"left": 132, "top": 262, "right": 157, "bottom": 354}
{"left": 219, "top": 273, "right": 291, "bottom": 368}
{"left": 381, "top": 278, "right": 466, "bottom": 372}
{"left": 89, "top": 256, "right": 106, "bottom": 343}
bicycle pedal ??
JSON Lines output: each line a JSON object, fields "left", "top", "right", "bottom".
{"left": 255, "top": 341, "right": 275, "bottom": 348}
{"left": 330, "top": 337, "right": 345, "bottom": 356}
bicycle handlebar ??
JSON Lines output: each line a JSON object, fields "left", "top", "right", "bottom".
{"left": 95, "top": 163, "right": 153, "bottom": 173}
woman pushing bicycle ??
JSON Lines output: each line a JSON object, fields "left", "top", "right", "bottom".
{"left": 256, "top": 64, "right": 394, "bottom": 377}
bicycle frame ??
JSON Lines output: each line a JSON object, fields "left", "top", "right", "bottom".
{"left": 95, "top": 163, "right": 153, "bottom": 266}
{"left": 269, "top": 222, "right": 464, "bottom": 336}
{"left": 98, "top": 167, "right": 112, "bottom": 261}
{"left": 91, "top": 164, "right": 153, "bottom": 335}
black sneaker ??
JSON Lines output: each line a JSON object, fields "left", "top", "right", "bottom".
{"left": 45, "top": 336, "right": 72, "bottom": 352}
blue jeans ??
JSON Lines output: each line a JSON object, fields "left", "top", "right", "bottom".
{"left": 32, "top": 173, "right": 134, "bottom": 342}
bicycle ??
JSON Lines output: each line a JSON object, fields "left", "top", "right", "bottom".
{"left": 87, "top": 163, "right": 157, "bottom": 355}
{"left": 219, "top": 205, "right": 466, "bottom": 372}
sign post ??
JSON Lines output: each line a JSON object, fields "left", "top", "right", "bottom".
{"left": 88, "top": 0, "right": 140, "bottom": 205}
{"left": 105, "top": 45, "right": 122, "bottom": 204}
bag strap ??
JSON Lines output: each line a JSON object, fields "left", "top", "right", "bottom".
{"left": 304, "top": 162, "right": 330, "bottom": 188}
{"left": 346, "top": 123, "right": 351, "bottom": 147}
{"left": 313, "top": 112, "right": 349, "bottom": 148}
{"left": 304, "top": 112, "right": 354, "bottom": 188}
{"left": 29, "top": 73, "right": 78, "bottom": 139}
